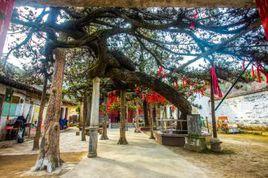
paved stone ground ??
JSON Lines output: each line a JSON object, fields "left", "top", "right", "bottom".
{"left": 61, "top": 129, "right": 208, "bottom": 178}
{"left": 0, "top": 128, "right": 88, "bottom": 155}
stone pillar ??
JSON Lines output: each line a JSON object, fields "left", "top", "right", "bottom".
{"left": 62, "top": 107, "right": 66, "bottom": 119}
{"left": 88, "top": 77, "right": 100, "bottom": 158}
{"left": 86, "top": 95, "right": 91, "bottom": 126}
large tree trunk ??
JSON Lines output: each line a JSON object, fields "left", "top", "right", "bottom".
{"left": 134, "top": 106, "right": 141, "bottom": 133}
{"left": 81, "top": 96, "right": 87, "bottom": 141}
{"left": 86, "top": 94, "right": 91, "bottom": 127}
{"left": 117, "top": 90, "right": 128, "bottom": 145}
{"left": 210, "top": 78, "right": 218, "bottom": 138}
{"left": 34, "top": 49, "right": 65, "bottom": 173}
{"left": 32, "top": 76, "right": 48, "bottom": 150}
{"left": 148, "top": 104, "right": 155, "bottom": 139}
{"left": 106, "top": 68, "right": 192, "bottom": 114}
{"left": 176, "top": 112, "right": 188, "bottom": 133}
{"left": 100, "top": 113, "right": 109, "bottom": 140}
{"left": 143, "top": 100, "right": 149, "bottom": 127}
{"left": 100, "top": 97, "right": 109, "bottom": 140}
{"left": 106, "top": 68, "right": 192, "bottom": 133}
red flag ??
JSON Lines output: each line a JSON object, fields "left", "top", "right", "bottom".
{"left": 256, "top": 0, "right": 268, "bottom": 40}
{"left": 0, "top": 0, "right": 15, "bottom": 55}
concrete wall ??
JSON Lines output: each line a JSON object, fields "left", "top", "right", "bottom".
{"left": 193, "top": 91, "right": 268, "bottom": 125}
{"left": 215, "top": 91, "right": 268, "bottom": 125}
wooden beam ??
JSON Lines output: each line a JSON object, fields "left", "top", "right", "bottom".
{"left": 16, "top": 0, "right": 256, "bottom": 8}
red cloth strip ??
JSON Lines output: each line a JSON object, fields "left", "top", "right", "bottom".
{"left": 251, "top": 65, "right": 255, "bottom": 78}
{"left": 210, "top": 67, "right": 223, "bottom": 98}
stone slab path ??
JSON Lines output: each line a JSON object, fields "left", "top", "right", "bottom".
{"left": 62, "top": 129, "right": 208, "bottom": 178}
{"left": 0, "top": 128, "right": 88, "bottom": 155}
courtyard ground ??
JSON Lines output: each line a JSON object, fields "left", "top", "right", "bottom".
{"left": 167, "top": 133, "right": 268, "bottom": 178}
{"left": 0, "top": 128, "right": 267, "bottom": 178}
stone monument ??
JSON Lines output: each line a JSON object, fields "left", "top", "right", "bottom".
{"left": 184, "top": 114, "right": 209, "bottom": 152}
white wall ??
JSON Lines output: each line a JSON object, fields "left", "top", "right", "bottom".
{"left": 192, "top": 94, "right": 211, "bottom": 119}
{"left": 215, "top": 91, "right": 268, "bottom": 125}
{"left": 193, "top": 91, "right": 268, "bottom": 125}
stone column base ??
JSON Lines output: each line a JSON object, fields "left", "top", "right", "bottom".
{"left": 210, "top": 138, "right": 222, "bottom": 152}
{"left": 87, "top": 127, "right": 98, "bottom": 158}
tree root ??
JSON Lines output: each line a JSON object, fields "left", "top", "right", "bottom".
{"left": 117, "top": 137, "right": 128, "bottom": 145}
{"left": 149, "top": 131, "right": 155, "bottom": 139}
{"left": 100, "top": 134, "right": 109, "bottom": 140}
{"left": 34, "top": 156, "right": 61, "bottom": 173}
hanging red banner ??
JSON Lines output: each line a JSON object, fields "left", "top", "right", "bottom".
{"left": 256, "top": 0, "right": 268, "bottom": 40}
{"left": 0, "top": 0, "right": 15, "bottom": 55}
{"left": 210, "top": 67, "right": 223, "bottom": 98}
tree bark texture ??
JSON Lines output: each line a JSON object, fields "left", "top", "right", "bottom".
{"left": 210, "top": 78, "right": 218, "bottom": 138}
{"left": 143, "top": 100, "right": 149, "bottom": 127}
{"left": 106, "top": 67, "right": 191, "bottom": 132}
{"left": 32, "top": 76, "right": 48, "bottom": 150}
{"left": 34, "top": 49, "right": 65, "bottom": 173}
{"left": 81, "top": 96, "right": 87, "bottom": 141}
{"left": 100, "top": 113, "right": 109, "bottom": 140}
{"left": 106, "top": 68, "right": 192, "bottom": 114}
{"left": 117, "top": 90, "right": 128, "bottom": 145}
{"left": 86, "top": 95, "right": 91, "bottom": 127}
{"left": 148, "top": 104, "right": 155, "bottom": 139}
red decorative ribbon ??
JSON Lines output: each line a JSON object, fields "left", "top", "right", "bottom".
{"left": 256, "top": 0, "right": 268, "bottom": 40}
{"left": 256, "top": 64, "right": 262, "bottom": 83}
{"left": 182, "top": 77, "right": 188, "bottom": 88}
{"left": 210, "top": 67, "right": 223, "bottom": 97}
{"left": 173, "top": 79, "right": 178, "bottom": 89}
{"left": 157, "top": 66, "right": 167, "bottom": 78}
{"left": 190, "top": 9, "right": 198, "bottom": 29}
{"left": 251, "top": 65, "right": 255, "bottom": 78}
{"left": 0, "top": 0, "right": 15, "bottom": 55}
{"left": 255, "top": 62, "right": 268, "bottom": 84}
